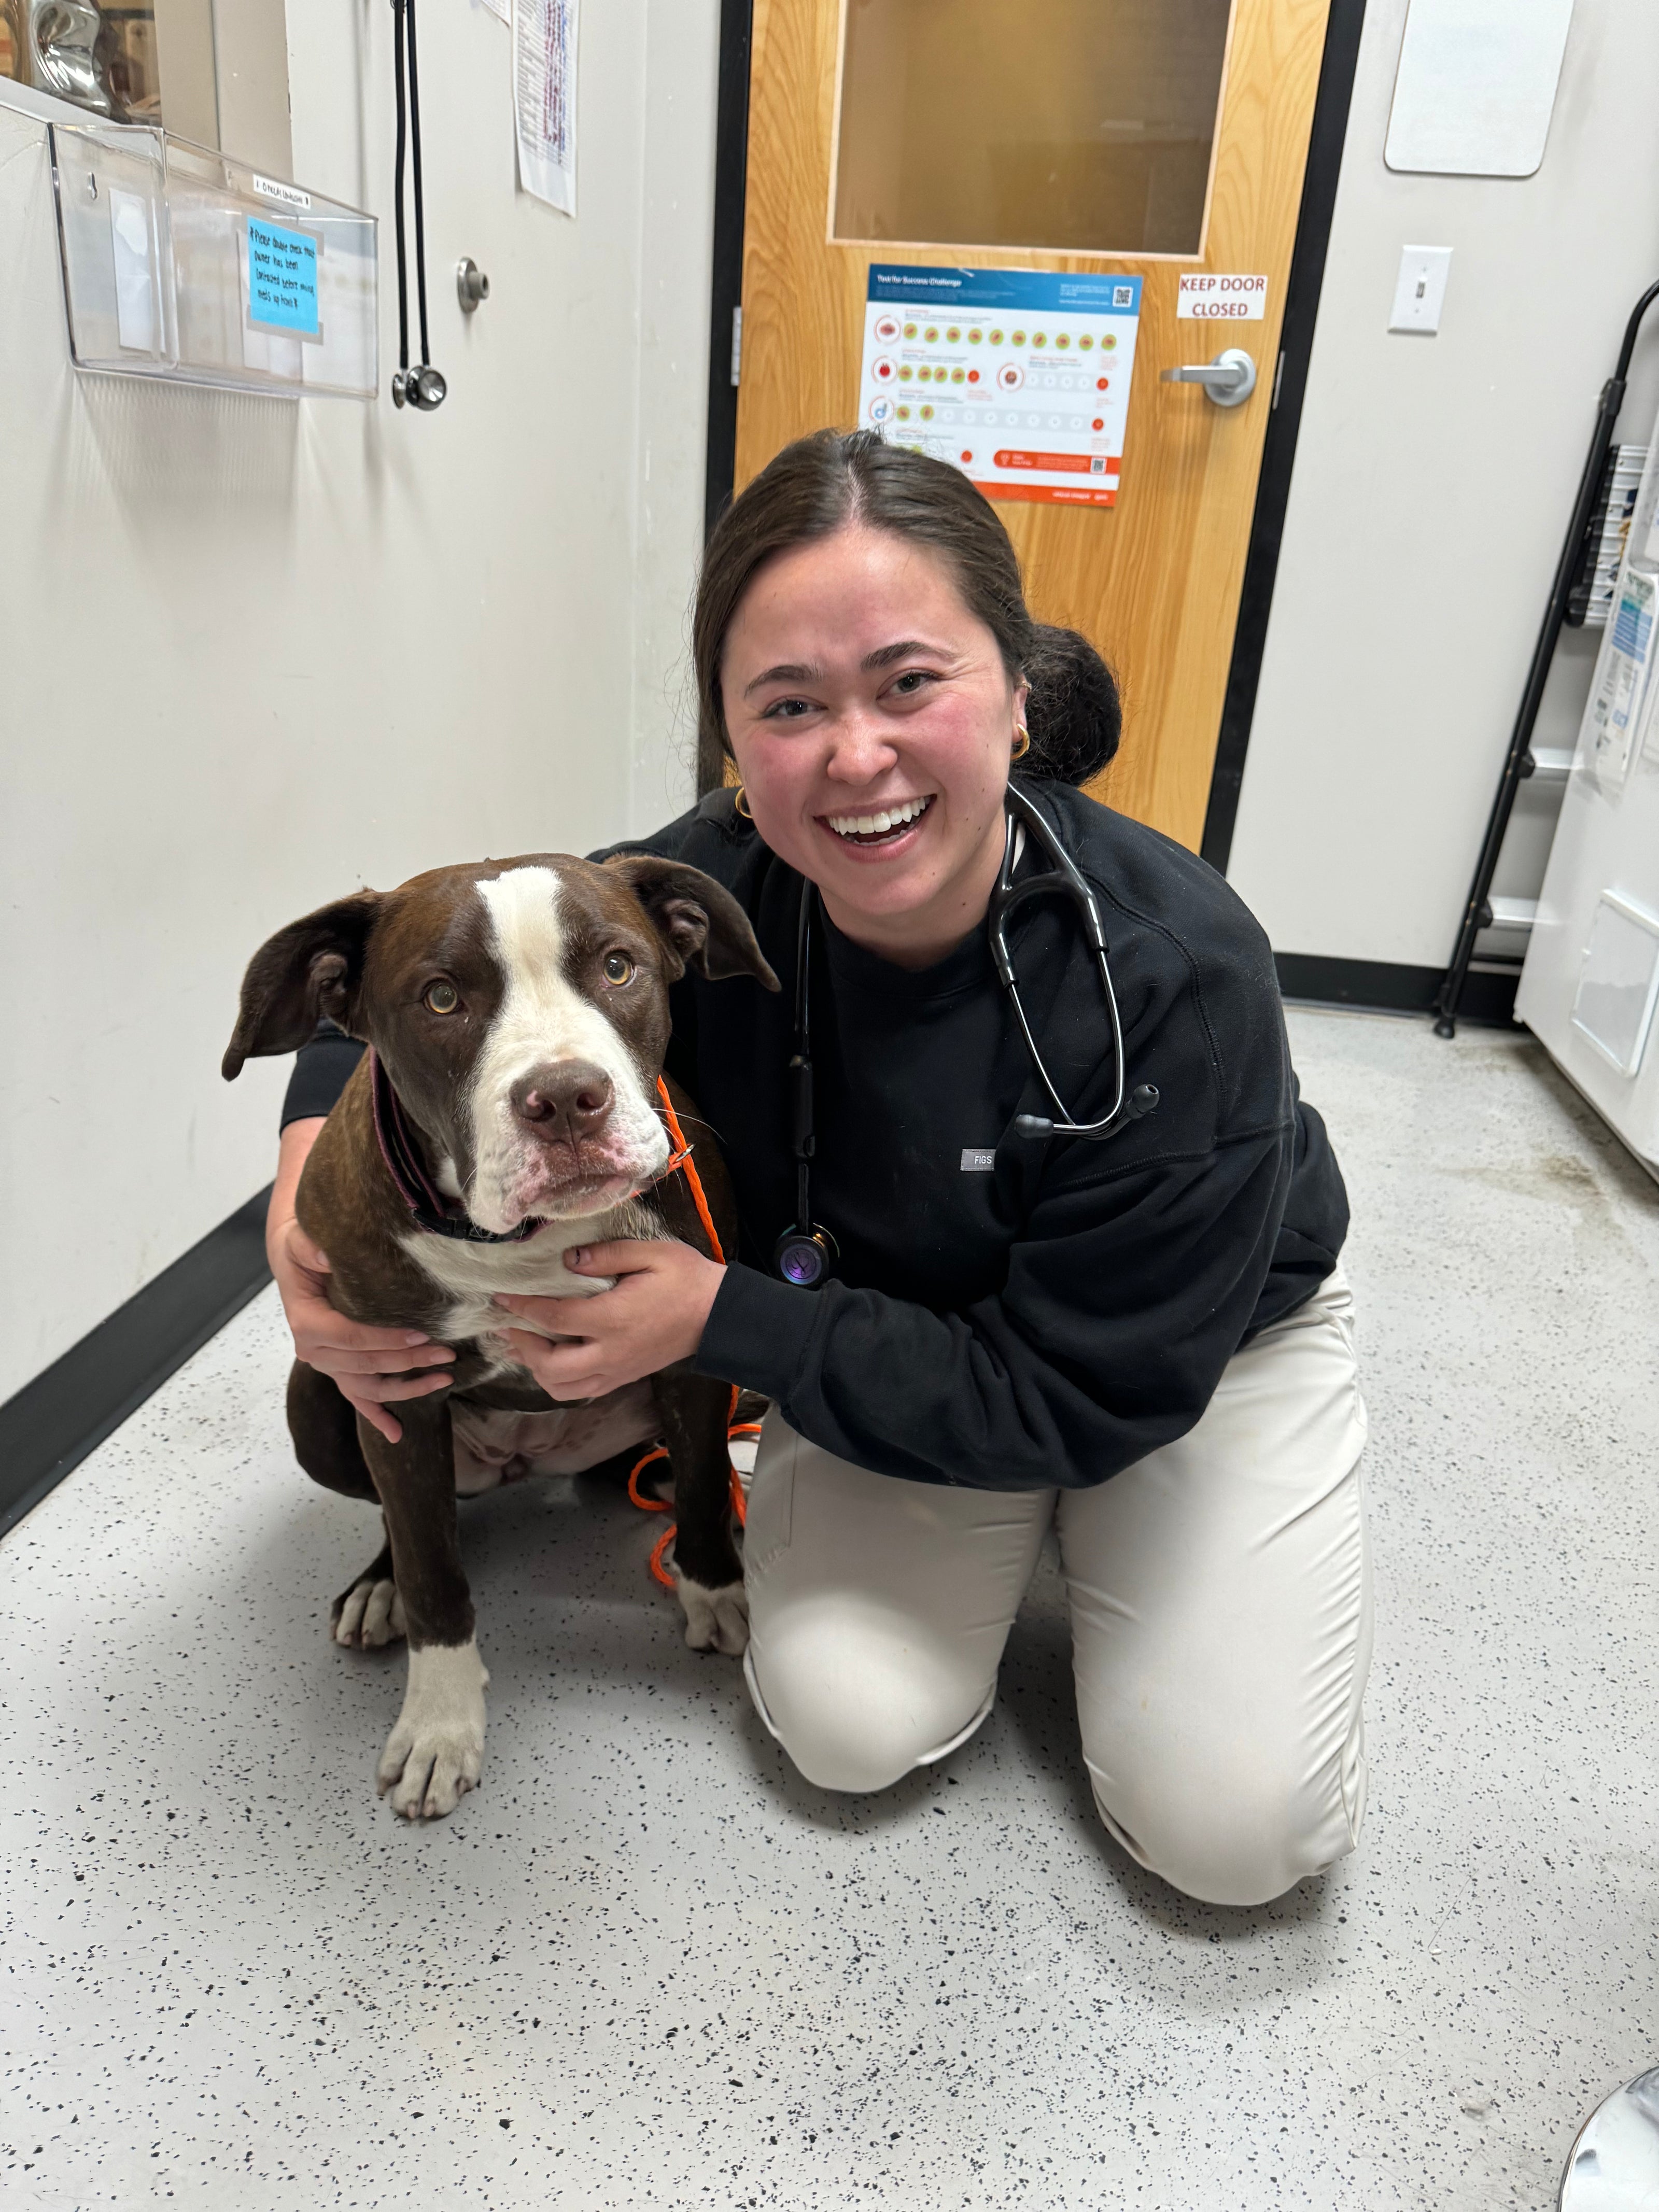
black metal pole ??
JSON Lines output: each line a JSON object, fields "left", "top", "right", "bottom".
{"left": 1433, "top": 278, "right": 1659, "bottom": 1037}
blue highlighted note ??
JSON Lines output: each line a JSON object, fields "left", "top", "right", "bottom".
{"left": 247, "top": 216, "right": 319, "bottom": 337}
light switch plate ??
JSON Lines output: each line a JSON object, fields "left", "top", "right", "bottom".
{"left": 1390, "top": 245, "right": 1453, "bottom": 334}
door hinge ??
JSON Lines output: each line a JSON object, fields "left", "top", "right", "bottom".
{"left": 730, "top": 304, "right": 743, "bottom": 388}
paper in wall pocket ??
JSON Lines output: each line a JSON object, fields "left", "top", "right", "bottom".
{"left": 109, "top": 189, "right": 156, "bottom": 355}
{"left": 1588, "top": 568, "right": 1656, "bottom": 799}
{"left": 244, "top": 214, "right": 323, "bottom": 342}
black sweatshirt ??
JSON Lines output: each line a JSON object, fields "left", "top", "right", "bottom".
{"left": 282, "top": 781, "right": 1347, "bottom": 1492}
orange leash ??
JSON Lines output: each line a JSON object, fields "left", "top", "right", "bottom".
{"left": 629, "top": 1396, "right": 757, "bottom": 1589}
{"left": 630, "top": 1095, "right": 751, "bottom": 1587}
{"left": 655, "top": 1078, "right": 723, "bottom": 1263}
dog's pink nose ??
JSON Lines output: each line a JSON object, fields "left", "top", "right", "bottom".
{"left": 512, "top": 1062, "right": 614, "bottom": 1138}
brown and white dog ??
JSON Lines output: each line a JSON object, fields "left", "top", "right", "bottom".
{"left": 224, "top": 851, "right": 779, "bottom": 1820}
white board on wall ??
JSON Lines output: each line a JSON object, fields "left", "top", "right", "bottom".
{"left": 1385, "top": 0, "right": 1575, "bottom": 177}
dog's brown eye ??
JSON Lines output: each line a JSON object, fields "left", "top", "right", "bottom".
{"left": 602, "top": 952, "right": 635, "bottom": 987}
{"left": 423, "top": 980, "right": 460, "bottom": 1015}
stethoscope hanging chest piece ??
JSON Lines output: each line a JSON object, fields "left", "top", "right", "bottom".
{"left": 774, "top": 1221, "right": 838, "bottom": 1288}
{"left": 389, "top": 0, "right": 445, "bottom": 412}
{"left": 774, "top": 883, "right": 840, "bottom": 1287}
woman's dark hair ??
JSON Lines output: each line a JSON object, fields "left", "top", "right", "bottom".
{"left": 693, "top": 430, "right": 1120, "bottom": 794}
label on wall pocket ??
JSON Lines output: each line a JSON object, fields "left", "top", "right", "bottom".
{"left": 1177, "top": 274, "right": 1268, "bottom": 320}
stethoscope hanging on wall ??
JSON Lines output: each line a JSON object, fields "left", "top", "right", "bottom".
{"left": 389, "top": 0, "right": 446, "bottom": 411}
{"left": 773, "top": 783, "right": 1160, "bottom": 1289}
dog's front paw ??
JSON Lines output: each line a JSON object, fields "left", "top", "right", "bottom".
{"left": 333, "top": 1571, "right": 406, "bottom": 1649}
{"left": 678, "top": 1576, "right": 749, "bottom": 1657}
{"left": 376, "top": 1642, "right": 489, "bottom": 1820}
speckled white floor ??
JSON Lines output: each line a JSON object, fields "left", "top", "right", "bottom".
{"left": 4, "top": 1010, "right": 1657, "bottom": 2211}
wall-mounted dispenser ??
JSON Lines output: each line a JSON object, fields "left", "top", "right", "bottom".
{"left": 49, "top": 121, "right": 377, "bottom": 399}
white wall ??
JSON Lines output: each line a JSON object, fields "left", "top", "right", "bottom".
{"left": 1228, "top": 0, "right": 1659, "bottom": 969}
{"left": 0, "top": 0, "right": 718, "bottom": 1401}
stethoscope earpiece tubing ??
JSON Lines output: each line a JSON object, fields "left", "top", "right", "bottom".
{"left": 996, "top": 783, "right": 1130, "bottom": 1142}
{"left": 1015, "top": 1083, "right": 1160, "bottom": 1144}
{"left": 775, "top": 790, "right": 1157, "bottom": 1285}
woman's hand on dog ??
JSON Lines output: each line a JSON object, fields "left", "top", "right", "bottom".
{"left": 268, "top": 1122, "right": 455, "bottom": 1444}
{"left": 496, "top": 1241, "right": 725, "bottom": 1400}
{"left": 269, "top": 1217, "right": 456, "bottom": 1443}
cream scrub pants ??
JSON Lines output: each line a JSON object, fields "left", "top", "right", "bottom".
{"left": 740, "top": 1270, "right": 1371, "bottom": 1908}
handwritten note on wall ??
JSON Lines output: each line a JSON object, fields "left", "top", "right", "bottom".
{"left": 247, "top": 216, "right": 320, "bottom": 337}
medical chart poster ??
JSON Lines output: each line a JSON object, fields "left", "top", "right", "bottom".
{"left": 513, "top": 0, "right": 577, "bottom": 214}
{"left": 857, "top": 266, "right": 1144, "bottom": 508}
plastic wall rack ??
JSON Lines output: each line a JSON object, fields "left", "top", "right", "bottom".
{"left": 49, "top": 122, "right": 377, "bottom": 400}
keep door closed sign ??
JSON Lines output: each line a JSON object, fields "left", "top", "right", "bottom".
{"left": 1177, "top": 274, "right": 1267, "bottom": 320}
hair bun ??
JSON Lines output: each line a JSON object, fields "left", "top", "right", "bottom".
{"left": 1022, "top": 624, "right": 1121, "bottom": 786}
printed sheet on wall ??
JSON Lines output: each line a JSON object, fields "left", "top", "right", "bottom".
{"left": 514, "top": 0, "right": 577, "bottom": 214}
{"left": 856, "top": 265, "right": 1143, "bottom": 508}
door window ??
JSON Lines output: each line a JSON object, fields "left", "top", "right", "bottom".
{"left": 833, "top": 0, "right": 1235, "bottom": 257}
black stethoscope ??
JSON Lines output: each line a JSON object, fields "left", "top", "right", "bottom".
{"left": 773, "top": 781, "right": 1160, "bottom": 1287}
{"left": 388, "top": 0, "right": 446, "bottom": 411}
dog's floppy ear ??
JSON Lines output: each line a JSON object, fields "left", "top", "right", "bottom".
{"left": 604, "top": 855, "right": 780, "bottom": 991}
{"left": 222, "top": 890, "right": 382, "bottom": 1079}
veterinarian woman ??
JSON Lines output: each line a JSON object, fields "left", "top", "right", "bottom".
{"left": 268, "top": 430, "right": 1371, "bottom": 1908}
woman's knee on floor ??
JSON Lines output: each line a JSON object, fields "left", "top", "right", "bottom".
{"left": 748, "top": 1600, "right": 993, "bottom": 1794}
{"left": 1087, "top": 1735, "right": 1365, "bottom": 1908}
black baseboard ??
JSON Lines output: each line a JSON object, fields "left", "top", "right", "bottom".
{"left": 1276, "top": 953, "right": 1520, "bottom": 1027}
{"left": 0, "top": 1188, "right": 273, "bottom": 1539}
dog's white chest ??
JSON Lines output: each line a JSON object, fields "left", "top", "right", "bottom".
{"left": 401, "top": 1198, "right": 660, "bottom": 1354}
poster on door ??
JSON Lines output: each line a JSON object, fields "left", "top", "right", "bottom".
{"left": 858, "top": 265, "right": 1143, "bottom": 508}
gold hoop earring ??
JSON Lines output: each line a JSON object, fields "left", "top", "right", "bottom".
{"left": 1010, "top": 726, "right": 1032, "bottom": 760}
{"left": 733, "top": 783, "right": 755, "bottom": 820}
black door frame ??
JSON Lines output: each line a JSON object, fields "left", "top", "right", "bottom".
{"left": 700, "top": 0, "right": 1367, "bottom": 868}
{"left": 701, "top": 0, "right": 754, "bottom": 552}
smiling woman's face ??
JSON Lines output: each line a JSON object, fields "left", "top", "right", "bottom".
{"left": 720, "top": 524, "right": 1026, "bottom": 968}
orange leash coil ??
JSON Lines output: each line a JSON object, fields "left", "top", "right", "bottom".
{"left": 629, "top": 1404, "right": 757, "bottom": 1588}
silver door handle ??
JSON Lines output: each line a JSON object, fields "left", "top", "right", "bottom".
{"left": 1160, "top": 348, "right": 1257, "bottom": 407}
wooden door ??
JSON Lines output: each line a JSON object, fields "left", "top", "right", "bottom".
{"left": 733, "top": 0, "right": 1331, "bottom": 851}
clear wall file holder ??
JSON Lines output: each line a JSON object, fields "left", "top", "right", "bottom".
{"left": 49, "top": 123, "right": 377, "bottom": 400}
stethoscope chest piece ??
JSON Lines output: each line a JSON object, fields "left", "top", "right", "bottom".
{"left": 773, "top": 1224, "right": 839, "bottom": 1289}
{"left": 392, "top": 364, "right": 447, "bottom": 411}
